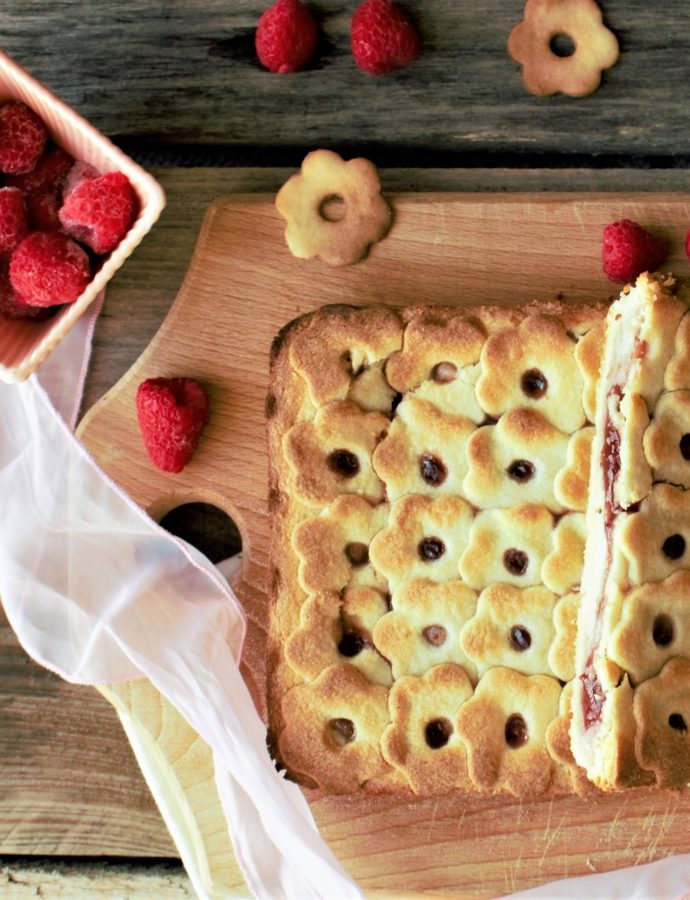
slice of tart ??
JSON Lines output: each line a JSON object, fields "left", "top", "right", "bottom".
{"left": 571, "top": 271, "right": 689, "bottom": 789}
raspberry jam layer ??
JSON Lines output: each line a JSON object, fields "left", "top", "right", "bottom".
{"left": 602, "top": 384, "right": 624, "bottom": 530}
{"left": 581, "top": 654, "right": 605, "bottom": 728}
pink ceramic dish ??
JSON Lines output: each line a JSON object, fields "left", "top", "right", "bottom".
{"left": 0, "top": 49, "right": 165, "bottom": 383}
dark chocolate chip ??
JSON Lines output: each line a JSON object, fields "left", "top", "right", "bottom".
{"left": 327, "top": 449, "right": 360, "bottom": 478}
{"left": 504, "top": 713, "right": 528, "bottom": 748}
{"left": 424, "top": 717, "right": 453, "bottom": 749}
{"left": 504, "top": 548, "right": 529, "bottom": 576}
{"left": 521, "top": 368, "right": 548, "bottom": 399}
{"left": 328, "top": 718, "right": 356, "bottom": 746}
{"left": 669, "top": 713, "right": 688, "bottom": 732}
{"left": 652, "top": 614, "right": 674, "bottom": 647}
{"left": 420, "top": 453, "right": 448, "bottom": 486}
{"left": 431, "top": 361, "right": 458, "bottom": 384}
{"left": 418, "top": 537, "right": 446, "bottom": 561}
{"left": 662, "top": 534, "right": 686, "bottom": 560}
{"left": 338, "top": 631, "right": 366, "bottom": 657}
{"left": 507, "top": 459, "right": 535, "bottom": 483}
{"left": 423, "top": 624, "right": 447, "bottom": 646}
{"left": 345, "top": 542, "right": 369, "bottom": 567}
{"left": 510, "top": 625, "right": 531, "bottom": 651}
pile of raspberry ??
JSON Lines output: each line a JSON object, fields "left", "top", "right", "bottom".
{"left": 0, "top": 100, "right": 138, "bottom": 321}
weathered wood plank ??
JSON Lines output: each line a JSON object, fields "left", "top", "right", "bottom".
{"left": 0, "top": 860, "right": 193, "bottom": 898}
{"left": 2, "top": 2, "right": 690, "bottom": 161}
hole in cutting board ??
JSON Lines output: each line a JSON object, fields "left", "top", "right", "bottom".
{"left": 158, "top": 502, "right": 241, "bottom": 565}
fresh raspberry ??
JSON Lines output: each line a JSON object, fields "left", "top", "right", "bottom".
{"left": 8, "top": 146, "right": 74, "bottom": 196}
{"left": 351, "top": 0, "right": 420, "bottom": 75}
{"left": 26, "top": 191, "right": 63, "bottom": 232}
{"left": 58, "top": 171, "right": 137, "bottom": 254}
{"left": 255, "top": 0, "right": 318, "bottom": 74}
{"left": 0, "top": 101, "right": 48, "bottom": 175}
{"left": 0, "top": 187, "right": 28, "bottom": 258}
{"left": 685, "top": 228, "right": 690, "bottom": 262}
{"left": 602, "top": 219, "right": 668, "bottom": 282}
{"left": 9, "top": 232, "right": 91, "bottom": 307}
{"left": 62, "top": 160, "right": 99, "bottom": 199}
{"left": 135, "top": 377, "right": 210, "bottom": 474}
{"left": 0, "top": 266, "right": 52, "bottom": 321}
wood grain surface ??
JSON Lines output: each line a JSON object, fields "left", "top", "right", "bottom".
{"left": 73, "top": 190, "right": 690, "bottom": 897}
{"left": 3, "top": 2, "right": 690, "bottom": 162}
{"left": 2, "top": 166, "right": 690, "bottom": 872}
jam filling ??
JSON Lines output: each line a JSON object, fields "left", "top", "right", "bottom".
{"left": 602, "top": 384, "right": 624, "bottom": 530}
{"left": 581, "top": 665, "right": 605, "bottom": 728}
{"left": 420, "top": 453, "right": 448, "bottom": 486}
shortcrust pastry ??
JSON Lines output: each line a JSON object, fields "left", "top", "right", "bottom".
{"left": 268, "top": 300, "right": 604, "bottom": 797}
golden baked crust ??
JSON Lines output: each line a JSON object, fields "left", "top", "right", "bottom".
{"left": 267, "top": 300, "right": 606, "bottom": 796}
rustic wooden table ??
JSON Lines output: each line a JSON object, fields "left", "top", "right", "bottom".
{"left": 2, "top": 1, "right": 690, "bottom": 896}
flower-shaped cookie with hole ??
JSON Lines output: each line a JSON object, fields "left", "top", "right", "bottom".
{"left": 456, "top": 667, "right": 561, "bottom": 797}
{"left": 609, "top": 570, "right": 690, "bottom": 686}
{"left": 547, "top": 592, "right": 580, "bottom": 682}
{"left": 459, "top": 583, "right": 557, "bottom": 678}
{"left": 553, "top": 426, "right": 593, "bottom": 512}
{"left": 293, "top": 494, "right": 389, "bottom": 593}
{"left": 275, "top": 149, "right": 393, "bottom": 266}
{"left": 633, "top": 657, "right": 690, "bottom": 790}
{"left": 372, "top": 397, "right": 476, "bottom": 502}
{"left": 643, "top": 391, "right": 690, "bottom": 489}
{"left": 372, "top": 579, "right": 478, "bottom": 680}
{"left": 459, "top": 503, "right": 554, "bottom": 590}
{"left": 289, "top": 304, "right": 402, "bottom": 409}
{"left": 278, "top": 664, "right": 391, "bottom": 791}
{"left": 541, "top": 513, "right": 585, "bottom": 594}
{"left": 475, "top": 315, "right": 586, "bottom": 433}
{"left": 507, "top": 0, "right": 619, "bottom": 98}
{"left": 574, "top": 323, "right": 605, "bottom": 423}
{"left": 463, "top": 408, "right": 569, "bottom": 512}
{"left": 545, "top": 681, "right": 600, "bottom": 797}
{"left": 665, "top": 311, "right": 690, "bottom": 391}
{"left": 285, "top": 588, "right": 392, "bottom": 686}
{"left": 382, "top": 664, "right": 474, "bottom": 795}
{"left": 385, "top": 312, "right": 486, "bottom": 420}
{"left": 619, "top": 484, "right": 690, "bottom": 585}
{"left": 283, "top": 399, "right": 389, "bottom": 507}
{"left": 369, "top": 494, "right": 473, "bottom": 591}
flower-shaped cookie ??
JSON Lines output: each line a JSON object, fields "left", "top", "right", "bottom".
{"left": 293, "top": 494, "right": 389, "bottom": 593}
{"left": 665, "top": 311, "right": 690, "bottom": 391}
{"left": 633, "top": 657, "right": 690, "bottom": 790}
{"left": 372, "top": 397, "right": 476, "bottom": 502}
{"left": 385, "top": 312, "right": 486, "bottom": 421}
{"left": 456, "top": 667, "right": 561, "bottom": 797}
{"left": 507, "top": 0, "right": 619, "bottom": 98}
{"left": 609, "top": 570, "right": 690, "bottom": 686}
{"left": 285, "top": 588, "right": 392, "bottom": 686}
{"left": 275, "top": 149, "right": 393, "bottom": 266}
{"left": 382, "top": 664, "right": 474, "bottom": 795}
{"left": 545, "top": 681, "right": 599, "bottom": 796}
{"left": 541, "top": 513, "right": 585, "bottom": 594}
{"left": 553, "top": 426, "right": 593, "bottom": 512}
{"left": 459, "top": 503, "right": 554, "bottom": 590}
{"left": 463, "top": 408, "right": 569, "bottom": 512}
{"left": 547, "top": 592, "right": 580, "bottom": 682}
{"left": 372, "top": 579, "right": 478, "bottom": 680}
{"left": 278, "top": 664, "right": 391, "bottom": 791}
{"left": 620, "top": 484, "right": 690, "bottom": 586}
{"left": 289, "top": 304, "right": 402, "bottom": 408}
{"left": 284, "top": 400, "right": 388, "bottom": 507}
{"left": 574, "top": 324, "right": 604, "bottom": 423}
{"left": 643, "top": 391, "right": 690, "bottom": 489}
{"left": 475, "top": 315, "right": 586, "bottom": 433}
{"left": 459, "top": 583, "right": 557, "bottom": 678}
{"left": 369, "top": 494, "right": 473, "bottom": 591}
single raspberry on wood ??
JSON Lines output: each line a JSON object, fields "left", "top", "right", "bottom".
{"left": 351, "top": 0, "right": 420, "bottom": 75}
{"left": 0, "top": 101, "right": 48, "bottom": 175}
{"left": 9, "top": 231, "right": 91, "bottom": 307}
{"left": 59, "top": 170, "right": 137, "bottom": 254}
{"left": 255, "top": 0, "right": 318, "bottom": 73}
{"left": 602, "top": 219, "right": 668, "bottom": 282}
{"left": 0, "top": 187, "right": 28, "bottom": 258}
{"left": 136, "top": 377, "right": 210, "bottom": 474}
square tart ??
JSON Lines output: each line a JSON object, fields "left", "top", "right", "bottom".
{"left": 267, "top": 299, "right": 606, "bottom": 798}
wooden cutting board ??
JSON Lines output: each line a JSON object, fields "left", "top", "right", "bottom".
{"left": 78, "top": 192, "right": 690, "bottom": 898}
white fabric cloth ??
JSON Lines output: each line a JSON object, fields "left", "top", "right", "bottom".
{"left": 0, "top": 301, "right": 360, "bottom": 900}
{"left": 0, "top": 298, "right": 688, "bottom": 900}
